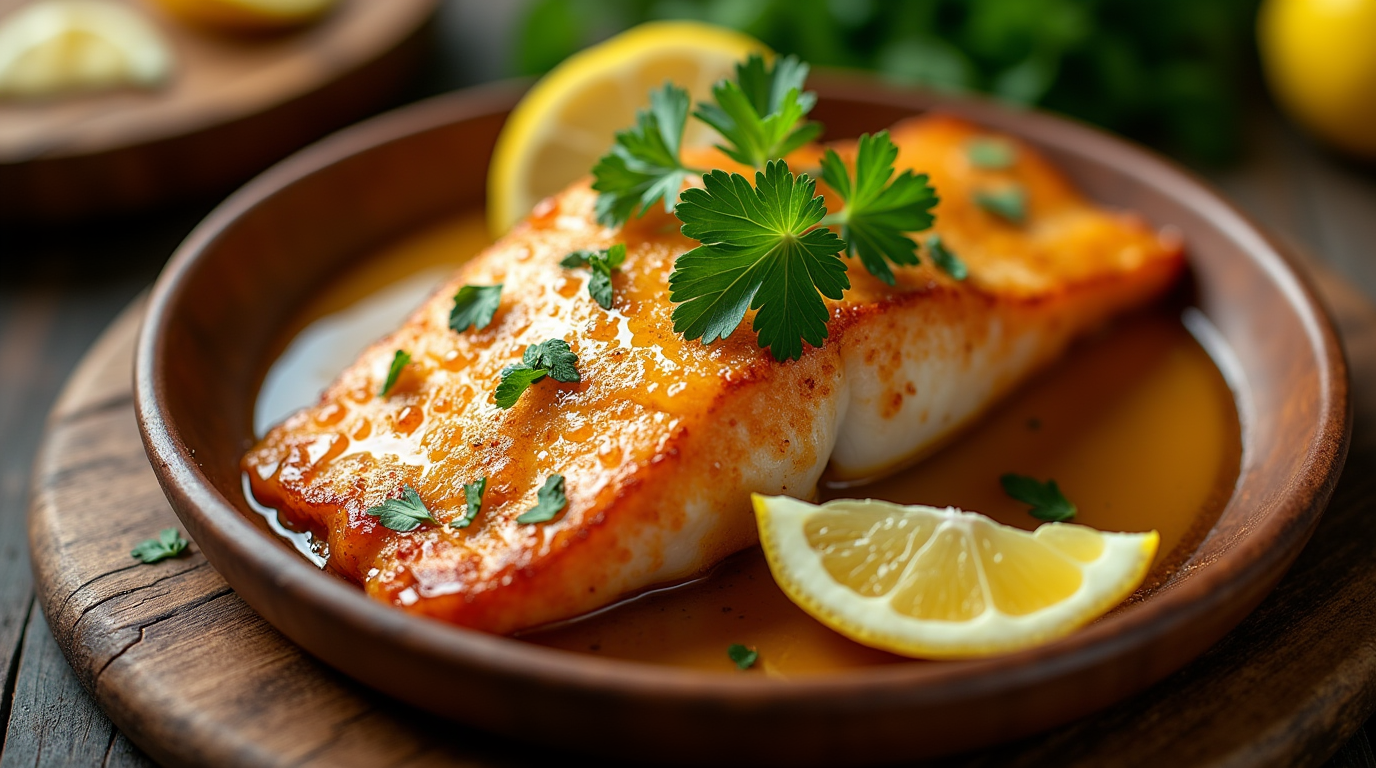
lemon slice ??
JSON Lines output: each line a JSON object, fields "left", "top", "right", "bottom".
{"left": 487, "top": 20, "right": 769, "bottom": 235}
{"left": 754, "top": 495, "right": 1159, "bottom": 659}
{"left": 151, "top": 0, "right": 337, "bottom": 33}
{"left": 0, "top": 0, "right": 172, "bottom": 99}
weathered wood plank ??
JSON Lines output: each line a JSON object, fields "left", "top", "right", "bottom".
{"left": 0, "top": 287, "right": 60, "bottom": 741}
{"left": 0, "top": 601, "right": 153, "bottom": 768}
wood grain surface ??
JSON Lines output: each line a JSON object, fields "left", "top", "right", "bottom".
{"left": 18, "top": 247, "right": 1376, "bottom": 767}
{"left": 0, "top": 0, "right": 437, "bottom": 220}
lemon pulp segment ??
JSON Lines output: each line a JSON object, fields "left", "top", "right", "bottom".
{"left": 756, "top": 495, "right": 1158, "bottom": 658}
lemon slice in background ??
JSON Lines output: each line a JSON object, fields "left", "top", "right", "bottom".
{"left": 152, "top": 0, "right": 337, "bottom": 33}
{"left": 487, "top": 20, "right": 769, "bottom": 236}
{"left": 0, "top": 0, "right": 172, "bottom": 99}
{"left": 754, "top": 495, "right": 1158, "bottom": 659}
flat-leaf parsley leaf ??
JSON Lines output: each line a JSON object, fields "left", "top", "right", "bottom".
{"left": 727, "top": 643, "right": 759, "bottom": 669}
{"left": 561, "top": 243, "right": 626, "bottom": 309}
{"left": 926, "top": 234, "right": 967, "bottom": 281}
{"left": 591, "top": 83, "right": 695, "bottom": 227}
{"left": 379, "top": 350, "right": 410, "bottom": 397}
{"left": 451, "top": 477, "right": 487, "bottom": 529}
{"left": 365, "top": 485, "right": 437, "bottom": 532}
{"left": 670, "top": 161, "right": 847, "bottom": 362}
{"left": 131, "top": 528, "right": 188, "bottom": 564}
{"left": 695, "top": 54, "right": 822, "bottom": 170}
{"left": 974, "top": 186, "right": 1027, "bottom": 224}
{"left": 494, "top": 339, "right": 581, "bottom": 408}
{"left": 516, "top": 474, "right": 568, "bottom": 524}
{"left": 1000, "top": 474, "right": 1077, "bottom": 522}
{"left": 965, "top": 137, "right": 1016, "bottom": 170}
{"left": 820, "top": 131, "right": 939, "bottom": 285}
{"left": 449, "top": 284, "right": 503, "bottom": 333}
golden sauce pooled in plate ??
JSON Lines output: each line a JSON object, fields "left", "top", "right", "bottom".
{"left": 248, "top": 212, "right": 1242, "bottom": 675}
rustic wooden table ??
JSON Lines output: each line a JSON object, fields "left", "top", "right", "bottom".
{"left": 3, "top": 6, "right": 1376, "bottom": 766}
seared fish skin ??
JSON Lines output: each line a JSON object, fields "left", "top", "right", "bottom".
{"left": 243, "top": 115, "right": 1184, "bottom": 634}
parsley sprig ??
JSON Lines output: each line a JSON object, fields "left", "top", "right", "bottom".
{"left": 365, "top": 485, "right": 437, "bottom": 532}
{"left": 727, "top": 643, "right": 759, "bottom": 670}
{"left": 561, "top": 244, "right": 626, "bottom": 309}
{"left": 450, "top": 284, "right": 502, "bottom": 333}
{"left": 820, "top": 131, "right": 939, "bottom": 285}
{"left": 592, "top": 83, "right": 697, "bottom": 226}
{"left": 591, "top": 53, "right": 947, "bottom": 362}
{"left": 693, "top": 55, "right": 821, "bottom": 170}
{"left": 131, "top": 528, "right": 188, "bottom": 564}
{"left": 495, "top": 339, "right": 581, "bottom": 408}
{"left": 451, "top": 477, "right": 487, "bottom": 529}
{"left": 516, "top": 474, "right": 568, "bottom": 524}
{"left": 379, "top": 350, "right": 410, "bottom": 397}
{"left": 1001, "top": 474, "right": 1077, "bottom": 522}
{"left": 591, "top": 54, "right": 819, "bottom": 227}
{"left": 670, "top": 161, "right": 848, "bottom": 362}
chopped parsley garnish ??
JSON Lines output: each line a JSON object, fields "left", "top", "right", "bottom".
{"left": 1000, "top": 474, "right": 1077, "bottom": 522}
{"left": 379, "top": 350, "right": 410, "bottom": 397}
{"left": 591, "top": 83, "right": 695, "bottom": 227}
{"left": 727, "top": 643, "right": 759, "bottom": 670}
{"left": 670, "top": 161, "right": 849, "bottom": 362}
{"left": 694, "top": 54, "right": 822, "bottom": 170}
{"left": 365, "top": 485, "right": 437, "bottom": 532}
{"left": 965, "top": 137, "right": 1016, "bottom": 170}
{"left": 515, "top": 474, "right": 568, "bottom": 524}
{"left": 561, "top": 243, "right": 626, "bottom": 309}
{"left": 974, "top": 186, "right": 1027, "bottom": 224}
{"left": 494, "top": 339, "right": 581, "bottom": 408}
{"left": 449, "top": 284, "right": 503, "bottom": 333}
{"left": 131, "top": 528, "right": 188, "bottom": 564}
{"left": 820, "top": 131, "right": 939, "bottom": 285}
{"left": 926, "top": 234, "right": 967, "bottom": 281}
{"left": 451, "top": 477, "right": 487, "bottom": 529}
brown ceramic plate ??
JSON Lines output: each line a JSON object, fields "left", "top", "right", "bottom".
{"left": 134, "top": 76, "right": 1349, "bottom": 766}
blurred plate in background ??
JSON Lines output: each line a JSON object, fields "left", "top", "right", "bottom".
{"left": 0, "top": 0, "right": 437, "bottom": 222}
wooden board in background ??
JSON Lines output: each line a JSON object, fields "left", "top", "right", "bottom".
{"left": 23, "top": 263, "right": 1376, "bottom": 767}
{"left": 0, "top": 0, "right": 436, "bottom": 220}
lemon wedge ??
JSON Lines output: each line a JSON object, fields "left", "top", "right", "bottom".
{"left": 487, "top": 20, "right": 769, "bottom": 236}
{"left": 754, "top": 495, "right": 1158, "bottom": 659}
{"left": 151, "top": 0, "right": 337, "bottom": 33}
{"left": 0, "top": 0, "right": 172, "bottom": 99}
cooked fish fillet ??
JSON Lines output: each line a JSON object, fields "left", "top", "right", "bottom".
{"left": 243, "top": 115, "right": 1184, "bottom": 634}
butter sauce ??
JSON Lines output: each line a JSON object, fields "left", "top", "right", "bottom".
{"left": 249, "top": 212, "right": 1242, "bottom": 675}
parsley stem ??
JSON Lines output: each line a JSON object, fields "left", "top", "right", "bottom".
{"left": 818, "top": 210, "right": 848, "bottom": 227}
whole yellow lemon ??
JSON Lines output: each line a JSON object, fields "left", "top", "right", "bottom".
{"left": 1259, "top": 0, "right": 1376, "bottom": 157}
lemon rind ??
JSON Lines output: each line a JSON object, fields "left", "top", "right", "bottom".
{"left": 755, "top": 495, "right": 1159, "bottom": 660}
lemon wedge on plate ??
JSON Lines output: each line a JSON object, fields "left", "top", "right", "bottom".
{"left": 0, "top": 0, "right": 172, "bottom": 99}
{"left": 754, "top": 495, "right": 1158, "bottom": 659}
{"left": 487, "top": 20, "right": 769, "bottom": 235}
{"left": 151, "top": 0, "right": 337, "bottom": 33}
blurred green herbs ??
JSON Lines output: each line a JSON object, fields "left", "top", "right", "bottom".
{"left": 514, "top": 0, "right": 1260, "bottom": 164}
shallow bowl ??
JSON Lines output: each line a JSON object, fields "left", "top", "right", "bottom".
{"left": 134, "top": 76, "right": 1350, "bottom": 765}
